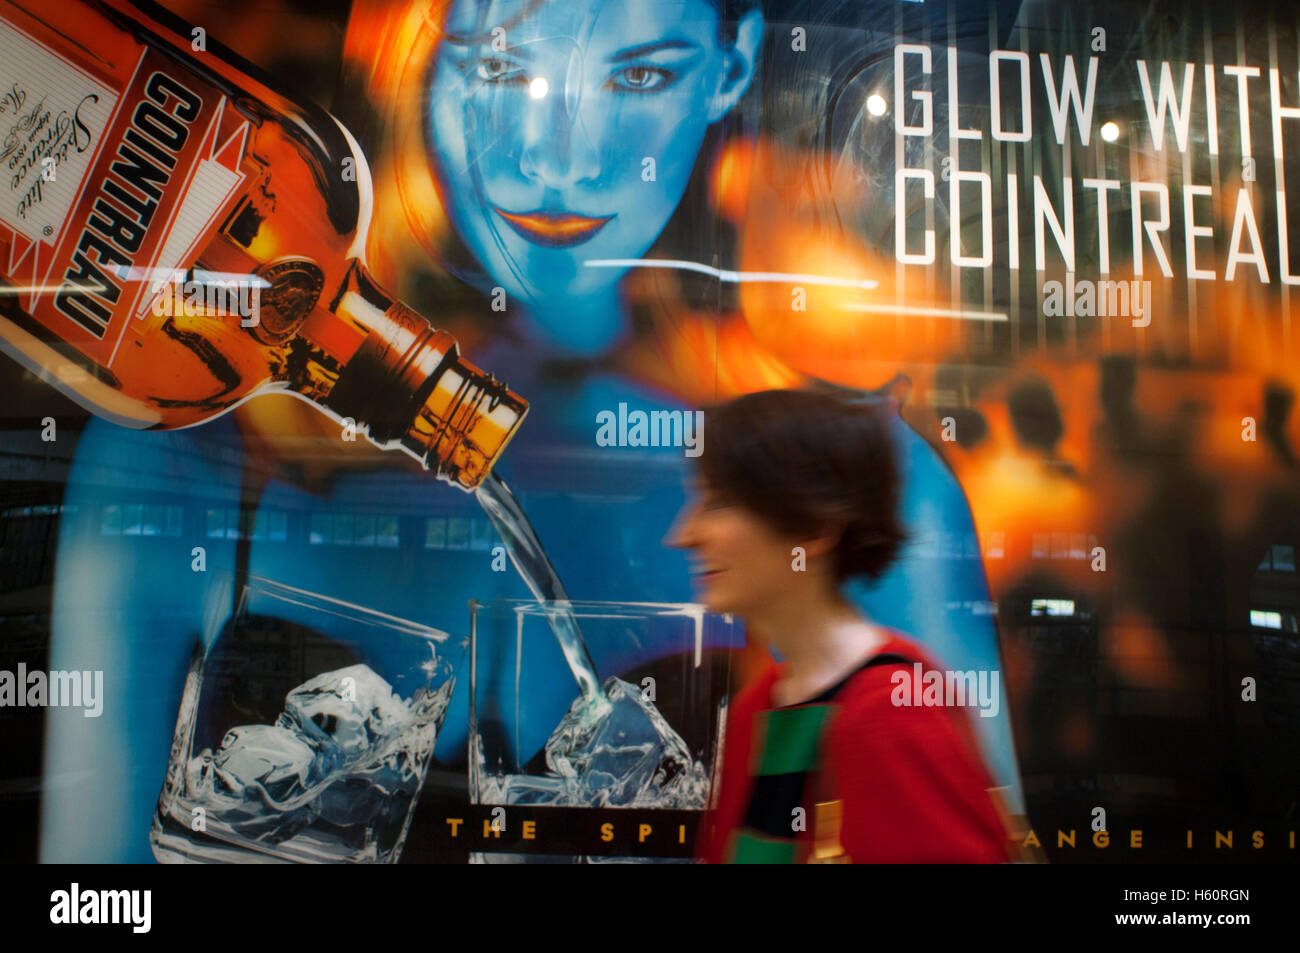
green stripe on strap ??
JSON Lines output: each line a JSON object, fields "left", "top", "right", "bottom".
{"left": 730, "top": 828, "right": 800, "bottom": 864}
{"left": 753, "top": 704, "right": 834, "bottom": 776}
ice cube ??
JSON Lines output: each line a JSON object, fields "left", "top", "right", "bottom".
{"left": 186, "top": 747, "right": 216, "bottom": 798}
{"left": 211, "top": 724, "right": 319, "bottom": 804}
{"left": 502, "top": 775, "right": 571, "bottom": 806}
{"left": 543, "top": 676, "right": 704, "bottom": 808}
{"left": 279, "top": 664, "right": 410, "bottom": 764}
{"left": 315, "top": 746, "right": 420, "bottom": 828}
{"left": 181, "top": 724, "right": 320, "bottom": 844}
{"left": 315, "top": 777, "right": 379, "bottom": 828}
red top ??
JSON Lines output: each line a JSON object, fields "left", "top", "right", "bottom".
{"left": 699, "top": 630, "right": 1013, "bottom": 863}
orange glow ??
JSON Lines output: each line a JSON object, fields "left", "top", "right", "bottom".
{"left": 343, "top": 0, "right": 454, "bottom": 296}
{"left": 618, "top": 265, "right": 807, "bottom": 406}
{"left": 1104, "top": 610, "right": 1181, "bottom": 693}
{"left": 734, "top": 140, "right": 966, "bottom": 388}
{"left": 711, "top": 138, "right": 756, "bottom": 225}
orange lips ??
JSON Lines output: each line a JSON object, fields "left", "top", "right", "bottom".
{"left": 494, "top": 207, "right": 614, "bottom": 248}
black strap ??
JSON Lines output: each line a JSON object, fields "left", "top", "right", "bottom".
{"left": 804, "top": 650, "right": 917, "bottom": 861}
{"left": 792, "top": 651, "right": 914, "bottom": 707}
{"left": 861, "top": 652, "right": 913, "bottom": 669}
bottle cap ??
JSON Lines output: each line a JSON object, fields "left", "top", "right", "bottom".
{"left": 403, "top": 353, "right": 527, "bottom": 490}
{"left": 327, "top": 265, "right": 527, "bottom": 489}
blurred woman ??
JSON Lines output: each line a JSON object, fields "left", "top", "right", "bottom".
{"left": 668, "top": 389, "right": 1010, "bottom": 862}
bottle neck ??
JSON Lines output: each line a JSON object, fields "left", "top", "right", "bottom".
{"left": 326, "top": 262, "right": 526, "bottom": 489}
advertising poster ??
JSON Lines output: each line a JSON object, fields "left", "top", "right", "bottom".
{"left": 0, "top": 0, "right": 1295, "bottom": 910}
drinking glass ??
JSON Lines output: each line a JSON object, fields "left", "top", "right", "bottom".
{"left": 150, "top": 571, "right": 462, "bottom": 863}
{"left": 468, "top": 598, "right": 739, "bottom": 862}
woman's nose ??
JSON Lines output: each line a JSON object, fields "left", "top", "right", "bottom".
{"left": 518, "top": 59, "right": 601, "bottom": 191}
{"left": 664, "top": 503, "right": 699, "bottom": 551}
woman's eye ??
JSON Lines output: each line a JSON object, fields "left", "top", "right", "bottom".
{"left": 611, "top": 66, "right": 672, "bottom": 92}
{"left": 475, "top": 58, "right": 526, "bottom": 84}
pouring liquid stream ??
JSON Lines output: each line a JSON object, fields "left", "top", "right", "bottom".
{"left": 476, "top": 472, "right": 606, "bottom": 711}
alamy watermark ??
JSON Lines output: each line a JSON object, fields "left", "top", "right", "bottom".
{"left": 1042, "top": 274, "right": 1152, "bottom": 327}
{"left": 149, "top": 268, "right": 264, "bottom": 326}
{"left": 595, "top": 402, "right": 704, "bottom": 457}
{"left": 890, "top": 663, "right": 1000, "bottom": 718}
{"left": 50, "top": 883, "right": 150, "bottom": 933}
{"left": 0, "top": 664, "right": 103, "bottom": 717}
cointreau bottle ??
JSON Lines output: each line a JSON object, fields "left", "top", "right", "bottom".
{"left": 0, "top": 0, "right": 526, "bottom": 489}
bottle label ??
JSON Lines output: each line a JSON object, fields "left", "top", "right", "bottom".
{"left": 0, "top": 17, "right": 119, "bottom": 249}
{"left": 0, "top": 6, "right": 250, "bottom": 369}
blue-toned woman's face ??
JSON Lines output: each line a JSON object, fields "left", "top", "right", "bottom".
{"left": 428, "top": 0, "right": 758, "bottom": 309}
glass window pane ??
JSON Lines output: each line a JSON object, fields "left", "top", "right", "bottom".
{"left": 309, "top": 513, "right": 330, "bottom": 545}
{"left": 425, "top": 517, "right": 446, "bottom": 549}
{"left": 1272, "top": 545, "right": 1295, "bottom": 572}
{"left": 1050, "top": 532, "right": 1069, "bottom": 559}
{"left": 470, "top": 518, "right": 493, "bottom": 551}
{"left": 269, "top": 511, "right": 288, "bottom": 542}
{"left": 206, "top": 508, "right": 224, "bottom": 539}
{"left": 1070, "top": 533, "right": 1087, "bottom": 560}
{"left": 122, "top": 503, "right": 143, "bottom": 536}
{"left": 355, "top": 514, "right": 376, "bottom": 547}
{"left": 447, "top": 517, "right": 469, "bottom": 550}
{"left": 102, "top": 505, "right": 123, "bottom": 536}
{"left": 166, "top": 505, "right": 184, "bottom": 537}
{"left": 142, "top": 504, "right": 165, "bottom": 537}
{"left": 334, "top": 513, "right": 354, "bottom": 545}
{"left": 1032, "top": 533, "right": 1048, "bottom": 559}
{"left": 377, "top": 516, "right": 399, "bottom": 548}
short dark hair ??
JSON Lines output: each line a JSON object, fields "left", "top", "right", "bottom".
{"left": 697, "top": 389, "right": 908, "bottom": 585}
{"left": 705, "top": 0, "right": 763, "bottom": 43}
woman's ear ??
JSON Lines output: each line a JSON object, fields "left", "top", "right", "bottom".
{"left": 707, "top": 9, "right": 763, "bottom": 123}
{"left": 798, "top": 522, "right": 844, "bottom": 562}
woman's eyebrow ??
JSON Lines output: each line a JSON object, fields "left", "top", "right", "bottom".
{"left": 606, "top": 39, "right": 701, "bottom": 63}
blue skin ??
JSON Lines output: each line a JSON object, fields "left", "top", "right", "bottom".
{"left": 427, "top": 0, "right": 762, "bottom": 355}
{"left": 37, "top": 0, "right": 1022, "bottom": 860}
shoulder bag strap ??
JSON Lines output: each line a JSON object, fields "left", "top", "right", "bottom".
{"left": 805, "top": 652, "right": 913, "bottom": 863}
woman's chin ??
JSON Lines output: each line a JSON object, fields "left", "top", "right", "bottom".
{"left": 697, "top": 581, "right": 742, "bottom": 617}
{"left": 525, "top": 279, "right": 621, "bottom": 314}
{"left": 517, "top": 304, "right": 626, "bottom": 356}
